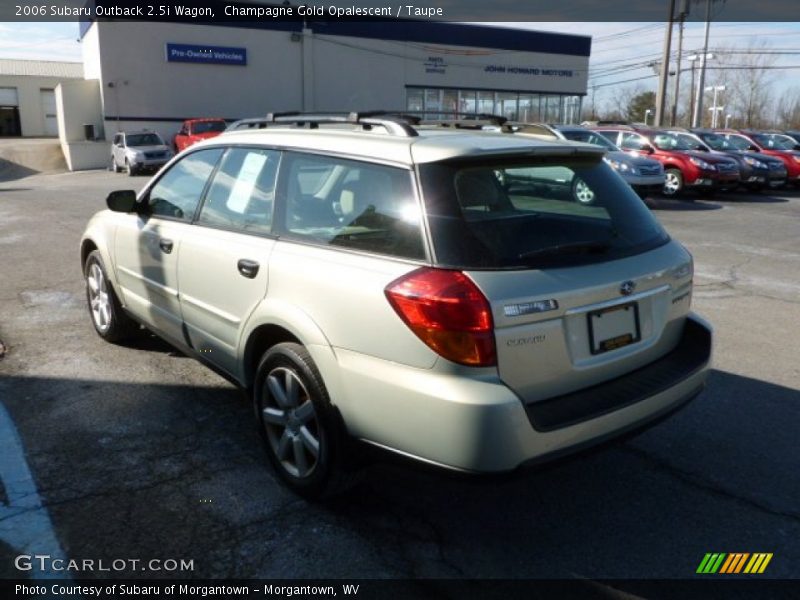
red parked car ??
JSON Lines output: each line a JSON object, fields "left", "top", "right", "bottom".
{"left": 592, "top": 125, "right": 740, "bottom": 197}
{"left": 718, "top": 130, "right": 800, "bottom": 188}
{"left": 173, "top": 118, "right": 227, "bottom": 152}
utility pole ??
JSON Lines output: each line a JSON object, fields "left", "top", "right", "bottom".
{"left": 692, "top": 0, "right": 714, "bottom": 127}
{"left": 670, "top": 0, "right": 691, "bottom": 126}
{"left": 655, "top": 0, "right": 676, "bottom": 127}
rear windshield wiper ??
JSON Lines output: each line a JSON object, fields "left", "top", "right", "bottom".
{"left": 518, "top": 240, "right": 611, "bottom": 260}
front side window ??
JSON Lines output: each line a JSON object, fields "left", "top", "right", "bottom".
{"left": 279, "top": 153, "right": 425, "bottom": 260}
{"left": 419, "top": 157, "right": 669, "bottom": 269}
{"left": 753, "top": 134, "right": 796, "bottom": 150}
{"left": 561, "top": 130, "right": 618, "bottom": 150}
{"left": 198, "top": 148, "right": 278, "bottom": 234}
{"left": 619, "top": 133, "right": 649, "bottom": 150}
{"left": 146, "top": 148, "right": 223, "bottom": 221}
{"left": 724, "top": 135, "right": 754, "bottom": 151}
{"left": 699, "top": 133, "right": 729, "bottom": 151}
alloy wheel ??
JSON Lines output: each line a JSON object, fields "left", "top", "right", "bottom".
{"left": 261, "top": 367, "right": 321, "bottom": 479}
{"left": 87, "top": 263, "right": 112, "bottom": 332}
{"left": 664, "top": 171, "right": 681, "bottom": 195}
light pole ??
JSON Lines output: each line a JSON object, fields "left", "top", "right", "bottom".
{"left": 644, "top": 109, "right": 654, "bottom": 126}
{"left": 706, "top": 85, "right": 725, "bottom": 128}
{"left": 692, "top": 0, "right": 715, "bottom": 128}
{"left": 688, "top": 53, "right": 714, "bottom": 127}
{"left": 671, "top": 0, "right": 691, "bottom": 126}
{"left": 655, "top": 0, "right": 676, "bottom": 127}
{"left": 725, "top": 113, "right": 732, "bottom": 128}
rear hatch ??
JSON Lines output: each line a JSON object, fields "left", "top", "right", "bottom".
{"left": 417, "top": 152, "right": 694, "bottom": 406}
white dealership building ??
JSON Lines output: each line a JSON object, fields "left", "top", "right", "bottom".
{"left": 57, "top": 2, "right": 591, "bottom": 169}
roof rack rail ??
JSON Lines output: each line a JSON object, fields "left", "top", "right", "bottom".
{"left": 226, "top": 111, "right": 419, "bottom": 137}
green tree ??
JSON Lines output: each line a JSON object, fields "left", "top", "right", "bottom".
{"left": 626, "top": 91, "right": 657, "bottom": 123}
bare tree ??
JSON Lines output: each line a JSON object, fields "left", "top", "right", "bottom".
{"left": 775, "top": 87, "right": 800, "bottom": 129}
{"left": 704, "top": 42, "right": 777, "bottom": 129}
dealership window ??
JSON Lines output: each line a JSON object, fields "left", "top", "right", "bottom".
{"left": 407, "top": 87, "right": 581, "bottom": 123}
{"left": 407, "top": 89, "right": 423, "bottom": 113}
{"left": 476, "top": 91, "right": 494, "bottom": 114}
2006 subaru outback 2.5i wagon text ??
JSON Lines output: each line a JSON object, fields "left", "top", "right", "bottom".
{"left": 81, "top": 112, "right": 712, "bottom": 497}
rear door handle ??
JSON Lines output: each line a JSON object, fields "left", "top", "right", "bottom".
{"left": 159, "top": 238, "right": 174, "bottom": 254}
{"left": 237, "top": 259, "right": 260, "bottom": 279}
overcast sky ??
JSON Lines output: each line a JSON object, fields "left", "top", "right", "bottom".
{"left": 3, "top": 20, "right": 800, "bottom": 114}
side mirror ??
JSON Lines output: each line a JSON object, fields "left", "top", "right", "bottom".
{"left": 749, "top": 146, "right": 760, "bottom": 152}
{"left": 642, "top": 144, "right": 655, "bottom": 154}
{"left": 106, "top": 190, "right": 138, "bottom": 213}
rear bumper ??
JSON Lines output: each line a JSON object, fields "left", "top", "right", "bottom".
{"left": 331, "top": 313, "right": 712, "bottom": 473}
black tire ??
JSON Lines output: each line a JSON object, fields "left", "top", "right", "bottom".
{"left": 109, "top": 155, "right": 119, "bottom": 173}
{"left": 84, "top": 250, "right": 139, "bottom": 343}
{"left": 125, "top": 159, "right": 136, "bottom": 177}
{"left": 662, "top": 168, "right": 684, "bottom": 197}
{"left": 254, "top": 342, "right": 355, "bottom": 498}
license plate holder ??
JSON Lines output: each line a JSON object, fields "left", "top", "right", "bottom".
{"left": 588, "top": 302, "right": 641, "bottom": 355}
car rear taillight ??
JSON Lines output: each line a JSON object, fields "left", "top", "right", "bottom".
{"left": 384, "top": 268, "right": 496, "bottom": 367}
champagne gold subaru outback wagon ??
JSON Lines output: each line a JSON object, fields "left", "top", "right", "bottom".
{"left": 81, "top": 112, "right": 712, "bottom": 497}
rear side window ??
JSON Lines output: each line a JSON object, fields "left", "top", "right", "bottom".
{"left": 198, "top": 147, "right": 279, "bottom": 234}
{"left": 146, "top": 148, "right": 223, "bottom": 221}
{"left": 419, "top": 157, "right": 669, "bottom": 270}
{"left": 278, "top": 153, "right": 425, "bottom": 260}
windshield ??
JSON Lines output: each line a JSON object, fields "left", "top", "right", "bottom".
{"left": 752, "top": 134, "right": 797, "bottom": 150}
{"left": 651, "top": 133, "right": 694, "bottom": 151}
{"left": 723, "top": 135, "right": 753, "bottom": 151}
{"left": 676, "top": 134, "right": 708, "bottom": 151}
{"left": 698, "top": 133, "right": 731, "bottom": 151}
{"left": 192, "top": 121, "right": 227, "bottom": 134}
{"left": 419, "top": 157, "right": 669, "bottom": 270}
{"left": 560, "top": 130, "right": 618, "bottom": 151}
{"left": 127, "top": 133, "right": 163, "bottom": 147}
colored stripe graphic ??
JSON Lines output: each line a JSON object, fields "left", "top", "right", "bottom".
{"left": 719, "top": 554, "right": 736, "bottom": 574}
{"left": 744, "top": 553, "right": 773, "bottom": 574}
{"left": 697, "top": 553, "right": 727, "bottom": 573}
{"left": 720, "top": 553, "right": 750, "bottom": 573}
{"left": 700, "top": 552, "right": 774, "bottom": 574}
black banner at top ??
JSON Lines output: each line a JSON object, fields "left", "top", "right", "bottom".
{"left": 1, "top": 0, "right": 800, "bottom": 22}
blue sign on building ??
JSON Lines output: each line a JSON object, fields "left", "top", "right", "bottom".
{"left": 165, "top": 43, "right": 247, "bottom": 66}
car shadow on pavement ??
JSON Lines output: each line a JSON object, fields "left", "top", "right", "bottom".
{"left": 645, "top": 197, "right": 723, "bottom": 211}
{"left": 0, "top": 368, "right": 797, "bottom": 580}
{"left": 716, "top": 193, "right": 789, "bottom": 204}
{"left": 117, "top": 329, "right": 188, "bottom": 357}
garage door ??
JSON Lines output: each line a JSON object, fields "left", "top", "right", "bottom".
{"left": 0, "top": 87, "right": 21, "bottom": 136}
{"left": 40, "top": 89, "right": 58, "bottom": 136}
{"left": 0, "top": 87, "right": 19, "bottom": 106}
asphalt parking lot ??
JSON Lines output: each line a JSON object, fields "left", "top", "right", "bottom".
{"left": 0, "top": 169, "right": 798, "bottom": 586}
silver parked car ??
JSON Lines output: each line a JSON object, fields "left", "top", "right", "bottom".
{"left": 110, "top": 130, "right": 174, "bottom": 176}
{"left": 81, "top": 112, "right": 712, "bottom": 497}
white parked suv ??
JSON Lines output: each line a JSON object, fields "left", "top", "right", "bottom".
{"left": 81, "top": 112, "right": 712, "bottom": 497}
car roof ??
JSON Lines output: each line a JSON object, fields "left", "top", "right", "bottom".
{"left": 208, "top": 126, "right": 603, "bottom": 166}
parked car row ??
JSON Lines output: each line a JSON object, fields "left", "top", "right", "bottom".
{"left": 582, "top": 121, "right": 800, "bottom": 197}
{"left": 109, "top": 118, "right": 228, "bottom": 176}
